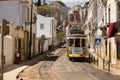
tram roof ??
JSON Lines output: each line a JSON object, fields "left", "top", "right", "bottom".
{"left": 67, "top": 34, "right": 86, "bottom": 37}
{"left": 67, "top": 34, "right": 87, "bottom": 39}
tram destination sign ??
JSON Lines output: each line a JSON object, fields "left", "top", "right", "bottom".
{"left": 72, "top": 48, "right": 83, "bottom": 54}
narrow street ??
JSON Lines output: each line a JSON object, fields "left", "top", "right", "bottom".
{"left": 18, "top": 47, "right": 120, "bottom": 80}
{"left": 18, "top": 48, "right": 65, "bottom": 80}
{"left": 1, "top": 0, "right": 120, "bottom": 80}
{"left": 53, "top": 50, "right": 120, "bottom": 80}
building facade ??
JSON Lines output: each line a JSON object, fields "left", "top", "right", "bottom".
{"left": 83, "top": 0, "right": 120, "bottom": 72}
{"left": 0, "top": 0, "right": 37, "bottom": 66}
{"left": 36, "top": 14, "right": 57, "bottom": 54}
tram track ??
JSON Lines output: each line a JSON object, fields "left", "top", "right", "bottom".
{"left": 39, "top": 48, "right": 66, "bottom": 80}
{"left": 18, "top": 48, "right": 65, "bottom": 80}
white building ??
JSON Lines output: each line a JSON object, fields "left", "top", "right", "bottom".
{"left": 103, "top": 0, "right": 120, "bottom": 65}
{"left": 36, "top": 14, "right": 57, "bottom": 54}
{"left": 96, "top": 0, "right": 120, "bottom": 71}
{"left": 0, "top": 0, "right": 37, "bottom": 66}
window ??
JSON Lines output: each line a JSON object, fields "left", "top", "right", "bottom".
{"left": 15, "top": 38, "right": 18, "bottom": 50}
{"left": 105, "top": 12, "right": 107, "bottom": 23}
{"left": 69, "top": 39, "right": 74, "bottom": 46}
{"left": 0, "top": 26, "right": 1, "bottom": 34}
{"left": 40, "top": 24, "right": 44, "bottom": 30}
{"left": 81, "top": 39, "right": 86, "bottom": 47}
{"left": 117, "top": 2, "right": 120, "bottom": 20}
{"left": 117, "top": 41, "right": 120, "bottom": 59}
{"left": 105, "top": 39, "right": 107, "bottom": 55}
{"left": 5, "top": 26, "right": 10, "bottom": 35}
{"left": 75, "top": 39, "right": 80, "bottom": 47}
{"left": 108, "top": 8, "right": 111, "bottom": 23}
{"left": 27, "top": 7, "right": 30, "bottom": 21}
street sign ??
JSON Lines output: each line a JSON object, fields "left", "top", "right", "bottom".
{"left": 94, "top": 38, "right": 101, "bottom": 45}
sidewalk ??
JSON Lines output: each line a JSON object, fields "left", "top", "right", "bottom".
{"left": 4, "top": 65, "right": 28, "bottom": 80}
{"left": 4, "top": 52, "right": 47, "bottom": 80}
{"left": 90, "top": 53, "right": 120, "bottom": 77}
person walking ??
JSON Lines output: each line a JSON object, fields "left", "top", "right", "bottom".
{"left": 15, "top": 52, "right": 20, "bottom": 64}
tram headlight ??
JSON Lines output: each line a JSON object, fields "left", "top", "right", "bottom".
{"left": 69, "top": 50, "right": 72, "bottom": 54}
{"left": 69, "top": 48, "right": 72, "bottom": 54}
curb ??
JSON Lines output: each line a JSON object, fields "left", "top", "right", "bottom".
{"left": 15, "top": 48, "right": 59, "bottom": 80}
{"left": 16, "top": 52, "right": 48, "bottom": 80}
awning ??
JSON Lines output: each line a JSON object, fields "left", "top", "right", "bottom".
{"left": 107, "top": 22, "right": 116, "bottom": 38}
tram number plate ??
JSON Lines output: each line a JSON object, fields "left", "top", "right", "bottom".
{"left": 72, "top": 48, "right": 83, "bottom": 54}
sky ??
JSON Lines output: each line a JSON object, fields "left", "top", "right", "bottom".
{"left": 33, "top": 0, "right": 89, "bottom": 7}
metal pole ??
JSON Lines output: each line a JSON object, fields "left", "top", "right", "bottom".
{"left": 97, "top": 57, "right": 98, "bottom": 67}
{"left": 103, "top": 59, "right": 105, "bottom": 70}
{"left": 108, "top": 60, "right": 110, "bottom": 71}
{"left": 1, "top": 29, "right": 4, "bottom": 80}
{"left": 97, "top": 45, "right": 99, "bottom": 67}
{"left": 29, "top": 0, "right": 33, "bottom": 59}
{"left": 1, "top": 19, "right": 5, "bottom": 80}
{"left": 108, "top": 42, "right": 111, "bottom": 71}
{"left": 52, "top": 19, "right": 54, "bottom": 48}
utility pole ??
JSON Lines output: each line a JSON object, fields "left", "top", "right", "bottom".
{"left": 0, "top": 19, "right": 9, "bottom": 80}
{"left": 52, "top": 19, "right": 54, "bottom": 48}
{"left": 29, "top": 0, "right": 33, "bottom": 59}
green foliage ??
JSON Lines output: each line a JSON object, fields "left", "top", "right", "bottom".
{"left": 37, "top": 5, "right": 60, "bottom": 18}
{"left": 57, "top": 1, "right": 66, "bottom": 7}
{"left": 57, "top": 31, "right": 64, "bottom": 39}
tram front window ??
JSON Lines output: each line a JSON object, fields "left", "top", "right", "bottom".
{"left": 81, "top": 39, "right": 85, "bottom": 47}
{"left": 69, "top": 39, "right": 74, "bottom": 46}
{"left": 75, "top": 39, "right": 80, "bottom": 47}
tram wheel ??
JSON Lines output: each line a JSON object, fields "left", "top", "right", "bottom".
{"left": 69, "top": 57, "right": 72, "bottom": 61}
{"left": 69, "top": 57, "right": 74, "bottom": 61}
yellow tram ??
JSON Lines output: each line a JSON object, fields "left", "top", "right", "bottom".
{"left": 66, "top": 34, "right": 88, "bottom": 61}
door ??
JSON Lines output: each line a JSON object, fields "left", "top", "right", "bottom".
{"left": 117, "top": 41, "right": 120, "bottom": 59}
{"left": 18, "top": 39, "right": 21, "bottom": 61}
{"left": 109, "top": 42, "right": 111, "bottom": 62}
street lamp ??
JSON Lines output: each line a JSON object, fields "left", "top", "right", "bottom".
{"left": 0, "top": 19, "right": 9, "bottom": 80}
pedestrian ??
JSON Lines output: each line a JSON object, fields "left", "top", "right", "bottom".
{"left": 16, "top": 52, "right": 20, "bottom": 64}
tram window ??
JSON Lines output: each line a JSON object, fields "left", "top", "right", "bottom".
{"left": 81, "top": 39, "right": 85, "bottom": 47}
{"left": 69, "top": 39, "right": 74, "bottom": 46}
{"left": 75, "top": 39, "right": 80, "bottom": 47}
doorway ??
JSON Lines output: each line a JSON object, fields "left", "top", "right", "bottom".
{"left": 117, "top": 41, "right": 120, "bottom": 59}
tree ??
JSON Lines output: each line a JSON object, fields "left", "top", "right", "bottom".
{"left": 57, "top": 31, "right": 64, "bottom": 40}
{"left": 57, "top": 1, "right": 66, "bottom": 7}
{"left": 38, "top": 0, "right": 41, "bottom": 6}
{"left": 37, "top": 5, "right": 60, "bottom": 18}
{"left": 35, "top": 0, "right": 41, "bottom": 6}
